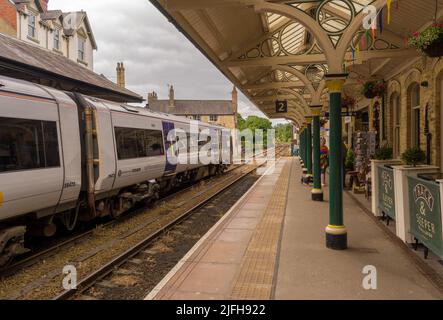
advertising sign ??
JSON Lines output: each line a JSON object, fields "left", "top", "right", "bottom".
{"left": 407, "top": 176, "right": 443, "bottom": 258}
{"left": 378, "top": 166, "right": 395, "bottom": 220}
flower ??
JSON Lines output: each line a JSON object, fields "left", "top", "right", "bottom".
{"left": 341, "top": 95, "right": 356, "bottom": 109}
{"left": 408, "top": 25, "right": 443, "bottom": 52}
{"left": 362, "top": 80, "right": 386, "bottom": 98}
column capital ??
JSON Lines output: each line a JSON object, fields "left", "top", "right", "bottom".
{"left": 325, "top": 73, "right": 348, "bottom": 93}
{"left": 310, "top": 105, "right": 323, "bottom": 116}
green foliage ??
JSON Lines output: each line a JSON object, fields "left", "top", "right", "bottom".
{"left": 374, "top": 147, "right": 393, "bottom": 160}
{"left": 237, "top": 114, "right": 246, "bottom": 130}
{"left": 274, "top": 124, "right": 292, "bottom": 143}
{"left": 345, "top": 149, "right": 355, "bottom": 170}
{"left": 401, "top": 147, "right": 426, "bottom": 167}
{"left": 237, "top": 114, "right": 273, "bottom": 148}
{"left": 408, "top": 25, "right": 443, "bottom": 52}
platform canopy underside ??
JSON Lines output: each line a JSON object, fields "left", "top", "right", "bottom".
{"left": 149, "top": 0, "right": 443, "bottom": 125}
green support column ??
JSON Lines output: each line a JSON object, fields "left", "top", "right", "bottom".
{"left": 305, "top": 119, "right": 313, "bottom": 177}
{"left": 310, "top": 105, "right": 323, "bottom": 201}
{"left": 300, "top": 128, "right": 304, "bottom": 164}
{"left": 301, "top": 127, "right": 308, "bottom": 174}
{"left": 325, "top": 75, "right": 348, "bottom": 250}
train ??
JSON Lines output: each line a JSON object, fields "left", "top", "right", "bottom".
{"left": 0, "top": 75, "right": 232, "bottom": 266}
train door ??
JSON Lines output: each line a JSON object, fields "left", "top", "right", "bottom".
{"left": 0, "top": 91, "right": 63, "bottom": 220}
{"left": 162, "top": 121, "right": 177, "bottom": 173}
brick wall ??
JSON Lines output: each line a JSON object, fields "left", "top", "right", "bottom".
{"left": 380, "top": 56, "right": 443, "bottom": 168}
{"left": 0, "top": 0, "right": 17, "bottom": 37}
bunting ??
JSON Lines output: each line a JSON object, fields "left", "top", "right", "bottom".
{"left": 379, "top": 8, "right": 383, "bottom": 34}
{"left": 387, "top": 0, "right": 392, "bottom": 24}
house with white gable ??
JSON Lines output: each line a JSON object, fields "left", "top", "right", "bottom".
{"left": 0, "top": 0, "right": 97, "bottom": 69}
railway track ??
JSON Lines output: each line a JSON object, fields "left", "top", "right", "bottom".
{"left": 0, "top": 164, "right": 245, "bottom": 279}
{"left": 0, "top": 146, "right": 288, "bottom": 300}
{"left": 56, "top": 149, "right": 287, "bottom": 300}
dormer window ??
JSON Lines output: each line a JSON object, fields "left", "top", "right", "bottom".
{"left": 78, "top": 37, "right": 86, "bottom": 61}
{"left": 54, "top": 29, "right": 60, "bottom": 50}
{"left": 28, "top": 14, "right": 36, "bottom": 38}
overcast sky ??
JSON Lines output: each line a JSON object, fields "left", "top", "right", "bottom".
{"left": 49, "top": 0, "right": 287, "bottom": 124}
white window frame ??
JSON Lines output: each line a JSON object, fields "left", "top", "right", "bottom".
{"left": 209, "top": 115, "right": 218, "bottom": 122}
{"left": 28, "top": 14, "right": 37, "bottom": 39}
{"left": 78, "top": 37, "right": 86, "bottom": 61}
{"left": 53, "top": 28, "right": 61, "bottom": 50}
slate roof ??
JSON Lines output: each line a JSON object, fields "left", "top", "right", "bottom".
{"left": 148, "top": 100, "right": 235, "bottom": 115}
{"left": 0, "top": 33, "right": 143, "bottom": 103}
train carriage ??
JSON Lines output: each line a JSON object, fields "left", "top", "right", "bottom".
{"left": 0, "top": 75, "right": 229, "bottom": 266}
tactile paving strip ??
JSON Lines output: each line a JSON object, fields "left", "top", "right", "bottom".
{"left": 230, "top": 160, "right": 291, "bottom": 300}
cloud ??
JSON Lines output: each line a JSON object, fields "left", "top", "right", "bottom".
{"left": 49, "top": 0, "right": 288, "bottom": 124}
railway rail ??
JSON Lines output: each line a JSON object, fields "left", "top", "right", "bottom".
{"left": 0, "top": 146, "right": 288, "bottom": 300}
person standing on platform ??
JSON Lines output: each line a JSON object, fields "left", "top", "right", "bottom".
{"left": 320, "top": 137, "right": 329, "bottom": 186}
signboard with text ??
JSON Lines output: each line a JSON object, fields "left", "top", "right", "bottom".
{"left": 377, "top": 166, "right": 396, "bottom": 220}
{"left": 407, "top": 176, "right": 443, "bottom": 258}
{"left": 275, "top": 100, "right": 288, "bottom": 113}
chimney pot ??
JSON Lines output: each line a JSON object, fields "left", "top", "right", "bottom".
{"left": 169, "top": 85, "right": 175, "bottom": 107}
{"left": 116, "top": 62, "right": 126, "bottom": 88}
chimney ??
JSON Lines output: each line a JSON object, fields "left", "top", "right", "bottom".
{"left": 40, "top": 0, "right": 49, "bottom": 11}
{"left": 232, "top": 86, "right": 238, "bottom": 114}
{"left": 147, "top": 91, "right": 158, "bottom": 106}
{"left": 116, "top": 62, "right": 126, "bottom": 88}
{"left": 169, "top": 85, "right": 175, "bottom": 107}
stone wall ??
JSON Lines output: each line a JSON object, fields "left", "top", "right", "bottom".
{"left": 380, "top": 56, "right": 443, "bottom": 168}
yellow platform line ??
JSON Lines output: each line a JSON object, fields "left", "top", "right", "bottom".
{"left": 230, "top": 160, "right": 291, "bottom": 300}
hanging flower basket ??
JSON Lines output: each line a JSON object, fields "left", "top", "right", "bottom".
{"left": 341, "top": 95, "right": 356, "bottom": 110}
{"left": 362, "top": 81, "right": 386, "bottom": 99}
{"left": 408, "top": 24, "right": 443, "bottom": 57}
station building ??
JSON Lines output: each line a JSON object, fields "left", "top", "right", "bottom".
{"left": 147, "top": 85, "right": 238, "bottom": 130}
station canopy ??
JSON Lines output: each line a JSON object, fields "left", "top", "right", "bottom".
{"left": 149, "top": 0, "right": 443, "bottom": 125}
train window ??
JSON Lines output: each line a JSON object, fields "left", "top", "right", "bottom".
{"left": 0, "top": 117, "right": 60, "bottom": 173}
{"left": 115, "top": 127, "right": 164, "bottom": 160}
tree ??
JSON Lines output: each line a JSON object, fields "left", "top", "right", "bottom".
{"left": 237, "top": 114, "right": 246, "bottom": 130}
{"left": 237, "top": 115, "right": 273, "bottom": 149}
{"left": 274, "top": 124, "right": 292, "bottom": 143}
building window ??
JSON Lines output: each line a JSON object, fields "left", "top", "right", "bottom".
{"left": 209, "top": 115, "right": 218, "bottom": 122}
{"left": 392, "top": 94, "right": 401, "bottom": 158}
{"left": 193, "top": 115, "right": 201, "bottom": 121}
{"left": 0, "top": 117, "right": 60, "bottom": 173}
{"left": 28, "top": 14, "right": 36, "bottom": 38}
{"left": 409, "top": 83, "right": 421, "bottom": 148}
{"left": 114, "top": 127, "right": 164, "bottom": 160}
{"left": 78, "top": 37, "right": 86, "bottom": 61}
{"left": 54, "top": 29, "right": 60, "bottom": 50}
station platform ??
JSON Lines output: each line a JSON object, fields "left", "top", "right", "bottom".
{"left": 146, "top": 158, "right": 443, "bottom": 300}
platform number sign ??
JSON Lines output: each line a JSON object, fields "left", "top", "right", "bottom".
{"left": 276, "top": 100, "right": 288, "bottom": 113}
